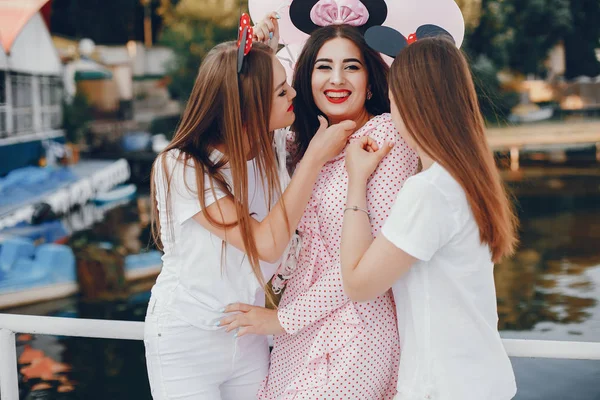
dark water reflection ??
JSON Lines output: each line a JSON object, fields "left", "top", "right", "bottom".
{"left": 15, "top": 296, "right": 152, "bottom": 400}
{"left": 7, "top": 168, "right": 600, "bottom": 399}
{"left": 497, "top": 168, "right": 600, "bottom": 400}
{"left": 497, "top": 169, "right": 600, "bottom": 336}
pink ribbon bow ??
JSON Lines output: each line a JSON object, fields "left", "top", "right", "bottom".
{"left": 310, "top": 0, "right": 370, "bottom": 27}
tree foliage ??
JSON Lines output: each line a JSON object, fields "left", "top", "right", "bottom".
{"left": 470, "top": 55, "right": 519, "bottom": 122}
{"left": 563, "top": 0, "right": 600, "bottom": 78}
{"left": 157, "top": 0, "right": 247, "bottom": 101}
{"left": 463, "top": 0, "right": 509, "bottom": 68}
{"left": 50, "top": 0, "right": 164, "bottom": 44}
{"left": 464, "top": 0, "right": 573, "bottom": 76}
{"left": 455, "top": 0, "right": 483, "bottom": 29}
{"left": 505, "top": 0, "right": 572, "bottom": 75}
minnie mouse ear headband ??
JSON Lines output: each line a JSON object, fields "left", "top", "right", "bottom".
{"left": 237, "top": 13, "right": 254, "bottom": 73}
{"left": 290, "top": 0, "right": 388, "bottom": 34}
{"left": 362, "top": 0, "right": 465, "bottom": 58}
{"left": 364, "top": 24, "right": 454, "bottom": 58}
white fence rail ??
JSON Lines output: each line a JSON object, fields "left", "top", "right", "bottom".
{"left": 1, "top": 313, "right": 600, "bottom": 399}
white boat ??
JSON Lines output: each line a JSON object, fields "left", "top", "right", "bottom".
{"left": 93, "top": 183, "right": 137, "bottom": 205}
{"left": 509, "top": 106, "right": 555, "bottom": 124}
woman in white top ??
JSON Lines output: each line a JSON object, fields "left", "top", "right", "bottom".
{"left": 339, "top": 37, "right": 519, "bottom": 400}
{"left": 144, "top": 36, "right": 356, "bottom": 400}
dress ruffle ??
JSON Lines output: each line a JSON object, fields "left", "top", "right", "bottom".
{"left": 281, "top": 302, "right": 366, "bottom": 398}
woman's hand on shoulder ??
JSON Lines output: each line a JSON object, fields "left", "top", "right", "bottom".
{"left": 305, "top": 116, "right": 357, "bottom": 166}
{"left": 345, "top": 136, "right": 395, "bottom": 183}
{"left": 218, "top": 303, "right": 284, "bottom": 336}
{"left": 253, "top": 12, "right": 280, "bottom": 52}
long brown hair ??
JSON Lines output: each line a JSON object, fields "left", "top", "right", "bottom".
{"left": 389, "top": 37, "right": 518, "bottom": 262}
{"left": 150, "top": 41, "right": 283, "bottom": 298}
{"left": 290, "top": 24, "right": 390, "bottom": 166}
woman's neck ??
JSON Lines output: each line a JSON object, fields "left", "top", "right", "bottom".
{"left": 417, "top": 149, "right": 435, "bottom": 171}
{"left": 213, "top": 143, "right": 226, "bottom": 154}
{"left": 329, "top": 108, "right": 373, "bottom": 132}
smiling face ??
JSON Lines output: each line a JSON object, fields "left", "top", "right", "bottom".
{"left": 311, "top": 37, "right": 370, "bottom": 125}
{"left": 269, "top": 55, "right": 297, "bottom": 131}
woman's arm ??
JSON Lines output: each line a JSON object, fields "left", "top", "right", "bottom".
{"left": 341, "top": 176, "right": 416, "bottom": 301}
{"left": 340, "top": 137, "right": 417, "bottom": 301}
{"left": 194, "top": 118, "right": 356, "bottom": 263}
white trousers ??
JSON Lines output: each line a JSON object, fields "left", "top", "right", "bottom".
{"left": 144, "top": 297, "right": 270, "bottom": 400}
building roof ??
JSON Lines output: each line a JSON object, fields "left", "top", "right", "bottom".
{"left": 0, "top": 0, "right": 50, "bottom": 55}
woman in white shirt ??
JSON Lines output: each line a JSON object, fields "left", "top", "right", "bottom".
{"left": 340, "top": 36, "right": 519, "bottom": 400}
{"left": 144, "top": 35, "right": 356, "bottom": 399}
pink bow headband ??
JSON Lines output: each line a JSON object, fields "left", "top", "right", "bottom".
{"left": 290, "top": 0, "right": 388, "bottom": 35}
{"left": 310, "top": 0, "right": 369, "bottom": 27}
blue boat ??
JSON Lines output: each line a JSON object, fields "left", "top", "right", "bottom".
{"left": 0, "top": 236, "right": 162, "bottom": 309}
{"left": 0, "top": 237, "right": 78, "bottom": 308}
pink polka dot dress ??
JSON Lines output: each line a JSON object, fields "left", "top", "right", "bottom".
{"left": 260, "top": 113, "right": 420, "bottom": 399}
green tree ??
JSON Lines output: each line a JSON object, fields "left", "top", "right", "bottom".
{"left": 563, "top": 0, "right": 600, "bottom": 78}
{"left": 462, "top": 0, "right": 574, "bottom": 122}
{"left": 462, "top": 0, "right": 518, "bottom": 123}
{"left": 464, "top": 0, "right": 513, "bottom": 69}
{"left": 50, "top": 0, "right": 164, "bottom": 44}
{"left": 506, "top": 0, "right": 571, "bottom": 75}
{"left": 157, "top": 0, "right": 247, "bottom": 101}
{"left": 62, "top": 92, "right": 93, "bottom": 143}
{"left": 465, "top": 0, "right": 571, "bottom": 75}
{"left": 456, "top": 0, "right": 483, "bottom": 30}
{"left": 470, "top": 55, "right": 519, "bottom": 123}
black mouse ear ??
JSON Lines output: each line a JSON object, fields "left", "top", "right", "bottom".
{"left": 360, "top": 0, "right": 389, "bottom": 30}
{"left": 365, "top": 26, "right": 408, "bottom": 58}
{"left": 416, "top": 24, "right": 454, "bottom": 43}
{"left": 289, "top": 0, "right": 321, "bottom": 35}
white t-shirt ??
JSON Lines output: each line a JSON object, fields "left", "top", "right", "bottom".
{"left": 151, "top": 149, "right": 278, "bottom": 329}
{"left": 381, "top": 162, "right": 516, "bottom": 400}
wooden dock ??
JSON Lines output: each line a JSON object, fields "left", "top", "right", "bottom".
{"left": 486, "top": 120, "right": 600, "bottom": 170}
{"left": 487, "top": 120, "right": 600, "bottom": 151}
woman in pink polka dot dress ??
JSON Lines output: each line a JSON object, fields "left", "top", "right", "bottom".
{"left": 221, "top": 25, "right": 419, "bottom": 400}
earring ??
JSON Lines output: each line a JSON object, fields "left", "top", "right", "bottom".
{"left": 367, "top": 90, "right": 373, "bottom": 100}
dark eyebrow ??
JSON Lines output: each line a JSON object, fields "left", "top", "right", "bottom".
{"left": 275, "top": 80, "right": 286, "bottom": 91}
{"left": 343, "top": 58, "right": 363, "bottom": 64}
{"left": 315, "top": 58, "right": 363, "bottom": 64}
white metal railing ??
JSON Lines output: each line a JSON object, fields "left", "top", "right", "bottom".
{"left": 1, "top": 314, "right": 600, "bottom": 400}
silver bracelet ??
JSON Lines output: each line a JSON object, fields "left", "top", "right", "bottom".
{"left": 344, "top": 205, "right": 370, "bottom": 218}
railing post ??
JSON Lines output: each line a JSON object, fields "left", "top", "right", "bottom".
{"left": 0, "top": 328, "right": 19, "bottom": 400}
